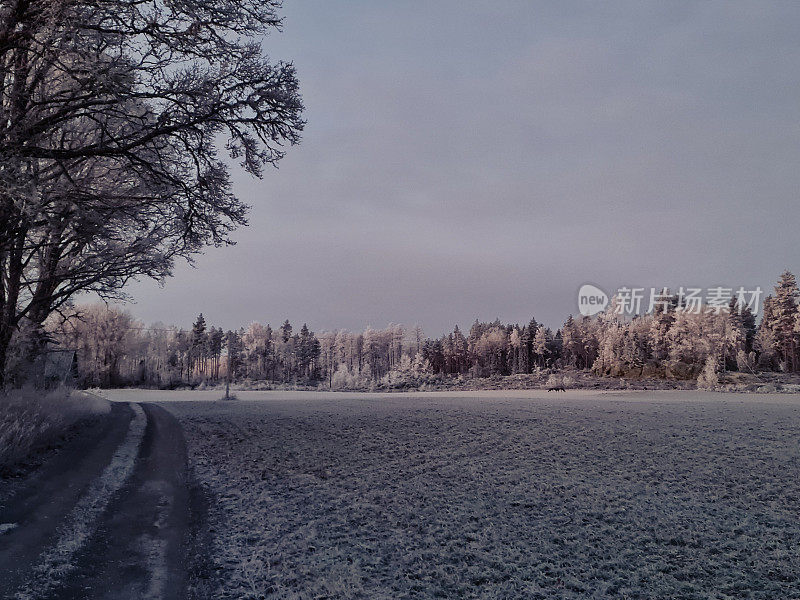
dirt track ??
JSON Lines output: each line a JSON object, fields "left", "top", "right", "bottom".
{"left": 0, "top": 402, "right": 192, "bottom": 600}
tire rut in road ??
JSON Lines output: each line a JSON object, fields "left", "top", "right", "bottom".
{"left": 0, "top": 403, "right": 137, "bottom": 599}
{"left": 46, "top": 403, "right": 192, "bottom": 600}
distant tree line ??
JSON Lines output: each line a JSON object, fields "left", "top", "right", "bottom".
{"left": 32, "top": 270, "right": 800, "bottom": 389}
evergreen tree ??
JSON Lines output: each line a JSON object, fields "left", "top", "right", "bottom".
{"left": 452, "top": 325, "right": 468, "bottom": 374}
{"left": 264, "top": 325, "right": 276, "bottom": 380}
{"left": 525, "top": 318, "right": 539, "bottom": 370}
{"left": 297, "top": 324, "right": 314, "bottom": 380}
{"left": 740, "top": 303, "right": 757, "bottom": 354}
{"left": 225, "top": 330, "right": 242, "bottom": 381}
{"left": 190, "top": 313, "right": 208, "bottom": 377}
{"left": 208, "top": 327, "right": 225, "bottom": 380}
{"left": 561, "top": 315, "right": 580, "bottom": 368}
{"left": 771, "top": 271, "right": 799, "bottom": 370}
{"left": 281, "top": 320, "right": 293, "bottom": 343}
{"left": 649, "top": 288, "right": 676, "bottom": 361}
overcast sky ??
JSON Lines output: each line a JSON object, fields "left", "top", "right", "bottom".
{"left": 124, "top": 1, "right": 800, "bottom": 335}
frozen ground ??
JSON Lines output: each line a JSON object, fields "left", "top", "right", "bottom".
{"left": 107, "top": 390, "right": 800, "bottom": 599}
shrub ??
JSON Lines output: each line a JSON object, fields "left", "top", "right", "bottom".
{"left": 697, "top": 358, "right": 719, "bottom": 390}
{"left": 0, "top": 386, "right": 109, "bottom": 475}
{"left": 545, "top": 374, "right": 563, "bottom": 388}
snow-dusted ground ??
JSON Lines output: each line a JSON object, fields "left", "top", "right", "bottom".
{"left": 118, "top": 390, "right": 800, "bottom": 599}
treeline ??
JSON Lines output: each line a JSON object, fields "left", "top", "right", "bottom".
{"left": 47, "top": 309, "right": 322, "bottom": 388}
{"left": 44, "top": 308, "right": 561, "bottom": 389}
{"left": 34, "top": 270, "right": 800, "bottom": 389}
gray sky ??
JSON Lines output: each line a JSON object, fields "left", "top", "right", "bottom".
{"left": 124, "top": 1, "right": 800, "bottom": 335}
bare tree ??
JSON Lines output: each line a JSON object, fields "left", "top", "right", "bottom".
{"left": 0, "top": 0, "right": 304, "bottom": 383}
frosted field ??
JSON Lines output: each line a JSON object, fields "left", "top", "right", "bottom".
{"left": 106, "top": 390, "right": 800, "bottom": 599}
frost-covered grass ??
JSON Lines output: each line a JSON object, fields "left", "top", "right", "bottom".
{"left": 0, "top": 387, "right": 109, "bottom": 476}
{"left": 158, "top": 392, "right": 800, "bottom": 599}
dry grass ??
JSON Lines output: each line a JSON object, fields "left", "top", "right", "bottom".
{"left": 0, "top": 387, "right": 109, "bottom": 476}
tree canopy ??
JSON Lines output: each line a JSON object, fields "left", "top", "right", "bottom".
{"left": 0, "top": 0, "right": 304, "bottom": 383}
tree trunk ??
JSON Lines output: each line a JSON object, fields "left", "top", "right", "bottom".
{"left": 0, "top": 329, "right": 11, "bottom": 388}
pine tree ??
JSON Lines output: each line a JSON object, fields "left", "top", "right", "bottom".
{"left": 740, "top": 303, "right": 757, "bottom": 354}
{"left": 297, "top": 324, "right": 313, "bottom": 380}
{"left": 526, "top": 318, "right": 538, "bottom": 359}
{"left": 561, "top": 315, "right": 580, "bottom": 368}
{"left": 442, "top": 333, "right": 456, "bottom": 374}
{"left": 772, "top": 271, "right": 799, "bottom": 370}
{"left": 649, "top": 288, "right": 676, "bottom": 361}
{"left": 280, "top": 319, "right": 293, "bottom": 343}
{"left": 264, "top": 325, "right": 275, "bottom": 379}
{"left": 578, "top": 316, "right": 599, "bottom": 368}
{"left": 452, "top": 325, "right": 468, "bottom": 374}
{"left": 548, "top": 328, "right": 563, "bottom": 365}
{"left": 208, "top": 327, "right": 224, "bottom": 380}
{"left": 191, "top": 313, "right": 208, "bottom": 378}
{"left": 225, "top": 330, "right": 242, "bottom": 381}
{"left": 722, "top": 297, "right": 757, "bottom": 370}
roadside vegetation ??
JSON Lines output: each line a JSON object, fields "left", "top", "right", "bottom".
{"left": 0, "top": 387, "right": 109, "bottom": 477}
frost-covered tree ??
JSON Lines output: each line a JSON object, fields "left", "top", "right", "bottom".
{"left": 0, "top": 0, "right": 304, "bottom": 385}
{"left": 452, "top": 325, "right": 469, "bottom": 374}
{"left": 593, "top": 320, "right": 624, "bottom": 376}
{"left": 190, "top": 314, "right": 208, "bottom": 377}
{"left": 208, "top": 327, "right": 225, "bottom": 380}
{"left": 649, "top": 288, "right": 676, "bottom": 361}
{"left": 721, "top": 298, "right": 749, "bottom": 371}
{"left": 508, "top": 327, "right": 522, "bottom": 373}
{"left": 318, "top": 331, "right": 337, "bottom": 388}
{"left": 667, "top": 311, "right": 721, "bottom": 369}
{"left": 560, "top": 315, "right": 598, "bottom": 369}
{"left": 51, "top": 304, "right": 139, "bottom": 387}
{"left": 280, "top": 320, "right": 293, "bottom": 343}
{"left": 225, "top": 330, "right": 243, "bottom": 381}
{"left": 697, "top": 356, "right": 719, "bottom": 390}
{"left": 241, "top": 322, "right": 271, "bottom": 379}
{"left": 296, "top": 323, "right": 320, "bottom": 381}
{"left": 755, "top": 296, "right": 778, "bottom": 369}
{"left": 533, "top": 325, "right": 548, "bottom": 368}
{"left": 561, "top": 316, "right": 580, "bottom": 368}
{"left": 770, "top": 271, "right": 800, "bottom": 371}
